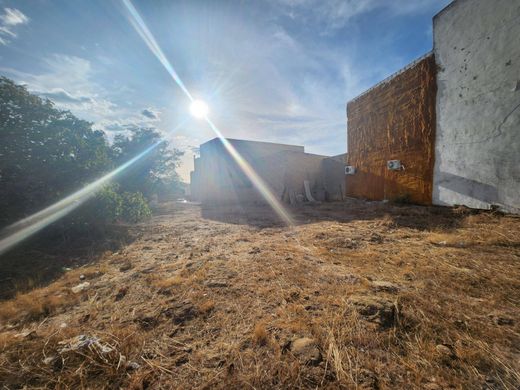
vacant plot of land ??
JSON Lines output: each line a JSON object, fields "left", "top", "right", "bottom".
{"left": 1, "top": 200, "right": 519, "bottom": 389}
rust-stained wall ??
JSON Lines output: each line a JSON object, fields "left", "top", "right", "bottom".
{"left": 346, "top": 54, "right": 437, "bottom": 204}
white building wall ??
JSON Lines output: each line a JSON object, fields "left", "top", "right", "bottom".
{"left": 432, "top": 0, "right": 520, "bottom": 213}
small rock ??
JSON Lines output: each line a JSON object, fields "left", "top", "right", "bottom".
{"left": 79, "top": 274, "right": 86, "bottom": 281}
{"left": 126, "top": 361, "right": 141, "bottom": 370}
{"left": 290, "top": 337, "right": 322, "bottom": 365}
{"left": 141, "top": 267, "right": 156, "bottom": 274}
{"left": 489, "top": 313, "right": 514, "bottom": 326}
{"left": 436, "top": 344, "right": 455, "bottom": 358}
{"left": 349, "top": 295, "right": 396, "bottom": 328}
{"left": 496, "top": 316, "right": 514, "bottom": 326}
{"left": 119, "top": 262, "right": 132, "bottom": 272}
{"left": 369, "top": 233, "right": 383, "bottom": 243}
{"left": 71, "top": 282, "right": 90, "bottom": 294}
{"left": 205, "top": 280, "right": 229, "bottom": 288}
{"left": 115, "top": 287, "right": 128, "bottom": 301}
{"left": 371, "top": 280, "right": 400, "bottom": 293}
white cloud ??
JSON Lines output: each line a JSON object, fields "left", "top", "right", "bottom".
{"left": 0, "top": 8, "right": 29, "bottom": 45}
{"left": 141, "top": 108, "right": 160, "bottom": 120}
{"left": 0, "top": 54, "right": 163, "bottom": 142}
{"left": 1, "top": 8, "right": 29, "bottom": 26}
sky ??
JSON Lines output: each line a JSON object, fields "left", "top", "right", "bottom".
{"left": 0, "top": 0, "right": 451, "bottom": 182}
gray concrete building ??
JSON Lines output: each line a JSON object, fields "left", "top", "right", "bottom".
{"left": 432, "top": 0, "right": 520, "bottom": 213}
{"left": 190, "top": 138, "right": 345, "bottom": 205}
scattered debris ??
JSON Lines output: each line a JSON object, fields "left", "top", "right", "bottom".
{"left": 1, "top": 200, "right": 519, "bottom": 389}
{"left": 58, "top": 335, "right": 113, "bottom": 354}
{"left": 71, "top": 282, "right": 90, "bottom": 294}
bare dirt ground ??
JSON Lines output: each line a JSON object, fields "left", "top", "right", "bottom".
{"left": 1, "top": 200, "right": 519, "bottom": 389}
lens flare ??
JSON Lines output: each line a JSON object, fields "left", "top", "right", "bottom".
{"left": 190, "top": 99, "right": 209, "bottom": 119}
{"left": 122, "top": 0, "right": 294, "bottom": 226}
{"left": 121, "top": 0, "right": 193, "bottom": 101}
{"left": 0, "top": 141, "right": 162, "bottom": 255}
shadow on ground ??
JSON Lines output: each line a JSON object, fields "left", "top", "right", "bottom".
{"left": 200, "top": 197, "right": 477, "bottom": 231}
{"left": 0, "top": 225, "right": 135, "bottom": 300}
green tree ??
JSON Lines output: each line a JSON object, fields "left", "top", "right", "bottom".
{"left": 112, "top": 127, "right": 183, "bottom": 199}
{"left": 0, "top": 77, "right": 180, "bottom": 235}
{"left": 0, "top": 77, "right": 112, "bottom": 227}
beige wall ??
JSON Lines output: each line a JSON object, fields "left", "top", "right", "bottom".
{"left": 190, "top": 138, "right": 331, "bottom": 205}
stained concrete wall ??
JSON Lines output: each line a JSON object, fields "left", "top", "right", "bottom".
{"left": 257, "top": 150, "right": 328, "bottom": 203}
{"left": 346, "top": 54, "right": 437, "bottom": 205}
{"left": 433, "top": 0, "right": 520, "bottom": 213}
{"left": 191, "top": 138, "right": 328, "bottom": 205}
{"left": 320, "top": 154, "right": 346, "bottom": 201}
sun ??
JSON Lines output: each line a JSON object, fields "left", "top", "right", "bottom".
{"left": 190, "top": 99, "right": 209, "bottom": 119}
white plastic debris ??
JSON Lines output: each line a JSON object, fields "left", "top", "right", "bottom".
{"left": 58, "top": 335, "right": 114, "bottom": 354}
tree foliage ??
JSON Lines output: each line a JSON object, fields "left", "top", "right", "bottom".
{"left": 112, "top": 127, "right": 183, "bottom": 198}
{"left": 0, "top": 77, "right": 181, "bottom": 232}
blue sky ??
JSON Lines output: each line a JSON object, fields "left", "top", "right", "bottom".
{"left": 0, "top": 0, "right": 451, "bottom": 181}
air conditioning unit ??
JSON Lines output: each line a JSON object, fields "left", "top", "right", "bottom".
{"left": 387, "top": 160, "right": 402, "bottom": 170}
{"left": 345, "top": 165, "right": 356, "bottom": 175}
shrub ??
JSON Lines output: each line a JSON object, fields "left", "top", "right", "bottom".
{"left": 92, "top": 185, "right": 123, "bottom": 224}
{"left": 121, "top": 191, "right": 152, "bottom": 223}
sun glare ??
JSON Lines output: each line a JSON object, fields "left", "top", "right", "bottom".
{"left": 190, "top": 99, "right": 209, "bottom": 119}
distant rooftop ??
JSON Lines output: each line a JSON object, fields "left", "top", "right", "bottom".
{"left": 201, "top": 137, "right": 305, "bottom": 150}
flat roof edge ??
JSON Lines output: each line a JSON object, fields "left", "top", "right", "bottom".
{"left": 202, "top": 137, "right": 305, "bottom": 149}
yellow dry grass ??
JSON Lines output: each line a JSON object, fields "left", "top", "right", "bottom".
{"left": 0, "top": 200, "right": 519, "bottom": 389}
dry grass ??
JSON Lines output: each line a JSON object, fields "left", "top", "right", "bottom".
{"left": 252, "top": 322, "right": 269, "bottom": 346}
{"left": 0, "top": 286, "right": 77, "bottom": 323}
{"left": 0, "top": 200, "right": 519, "bottom": 389}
